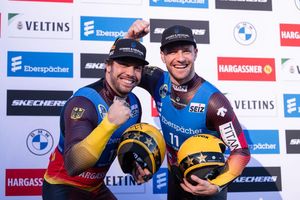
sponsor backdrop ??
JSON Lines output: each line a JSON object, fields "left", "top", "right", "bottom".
{"left": 0, "top": 0, "right": 299, "bottom": 199}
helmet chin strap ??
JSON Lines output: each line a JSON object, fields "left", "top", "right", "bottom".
{"left": 133, "top": 152, "right": 149, "bottom": 169}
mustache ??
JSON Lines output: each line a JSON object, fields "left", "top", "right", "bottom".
{"left": 119, "top": 74, "right": 138, "bottom": 82}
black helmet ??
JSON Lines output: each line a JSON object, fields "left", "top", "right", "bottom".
{"left": 177, "top": 134, "right": 226, "bottom": 185}
{"left": 117, "top": 123, "right": 166, "bottom": 175}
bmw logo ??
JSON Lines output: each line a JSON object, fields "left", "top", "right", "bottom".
{"left": 234, "top": 22, "right": 257, "bottom": 45}
{"left": 26, "top": 129, "right": 54, "bottom": 156}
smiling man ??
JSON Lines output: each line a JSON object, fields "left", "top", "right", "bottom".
{"left": 126, "top": 20, "right": 251, "bottom": 200}
{"left": 42, "top": 38, "right": 151, "bottom": 200}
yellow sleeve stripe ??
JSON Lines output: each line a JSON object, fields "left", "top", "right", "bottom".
{"left": 77, "top": 115, "right": 119, "bottom": 159}
{"left": 208, "top": 172, "right": 237, "bottom": 187}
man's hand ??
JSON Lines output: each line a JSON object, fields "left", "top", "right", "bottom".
{"left": 107, "top": 98, "right": 130, "bottom": 126}
{"left": 125, "top": 19, "right": 150, "bottom": 39}
{"left": 180, "top": 175, "right": 219, "bottom": 196}
{"left": 131, "top": 161, "right": 152, "bottom": 185}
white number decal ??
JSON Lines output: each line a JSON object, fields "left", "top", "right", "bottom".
{"left": 169, "top": 132, "right": 179, "bottom": 147}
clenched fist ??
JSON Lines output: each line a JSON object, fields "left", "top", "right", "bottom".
{"left": 107, "top": 98, "right": 131, "bottom": 126}
{"left": 125, "top": 19, "right": 150, "bottom": 40}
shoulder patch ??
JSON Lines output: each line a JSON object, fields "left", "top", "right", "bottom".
{"left": 70, "top": 107, "right": 85, "bottom": 120}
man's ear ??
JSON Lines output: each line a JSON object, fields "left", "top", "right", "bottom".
{"left": 106, "top": 64, "right": 112, "bottom": 73}
{"left": 160, "top": 51, "right": 166, "bottom": 63}
{"left": 194, "top": 48, "right": 198, "bottom": 61}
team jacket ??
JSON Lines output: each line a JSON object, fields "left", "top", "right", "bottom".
{"left": 44, "top": 79, "right": 141, "bottom": 191}
{"left": 139, "top": 66, "right": 250, "bottom": 187}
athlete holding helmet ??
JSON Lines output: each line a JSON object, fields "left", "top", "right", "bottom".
{"left": 42, "top": 38, "right": 151, "bottom": 200}
{"left": 126, "top": 20, "right": 251, "bottom": 200}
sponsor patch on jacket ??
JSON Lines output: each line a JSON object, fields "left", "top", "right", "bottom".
{"left": 219, "top": 121, "right": 242, "bottom": 150}
{"left": 189, "top": 102, "right": 206, "bottom": 113}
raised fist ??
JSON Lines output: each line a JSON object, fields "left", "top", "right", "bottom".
{"left": 125, "top": 19, "right": 150, "bottom": 40}
{"left": 107, "top": 98, "right": 131, "bottom": 126}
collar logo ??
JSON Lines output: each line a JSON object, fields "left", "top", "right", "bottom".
{"left": 98, "top": 104, "right": 107, "bottom": 119}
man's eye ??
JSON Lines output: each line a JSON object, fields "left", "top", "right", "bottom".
{"left": 166, "top": 50, "right": 176, "bottom": 54}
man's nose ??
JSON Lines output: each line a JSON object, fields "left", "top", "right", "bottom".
{"left": 175, "top": 51, "right": 185, "bottom": 61}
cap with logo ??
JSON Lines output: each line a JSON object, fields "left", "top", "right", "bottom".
{"left": 109, "top": 38, "right": 149, "bottom": 65}
{"left": 160, "top": 25, "right": 197, "bottom": 50}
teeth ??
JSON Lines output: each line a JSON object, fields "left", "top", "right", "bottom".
{"left": 174, "top": 65, "right": 186, "bottom": 69}
{"left": 122, "top": 79, "right": 134, "bottom": 84}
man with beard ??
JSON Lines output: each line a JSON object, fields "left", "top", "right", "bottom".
{"left": 42, "top": 38, "right": 151, "bottom": 200}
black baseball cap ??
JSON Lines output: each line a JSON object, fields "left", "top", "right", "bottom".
{"left": 160, "top": 25, "right": 197, "bottom": 51}
{"left": 109, "top": 38, "right": 149, "bottom": 65}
